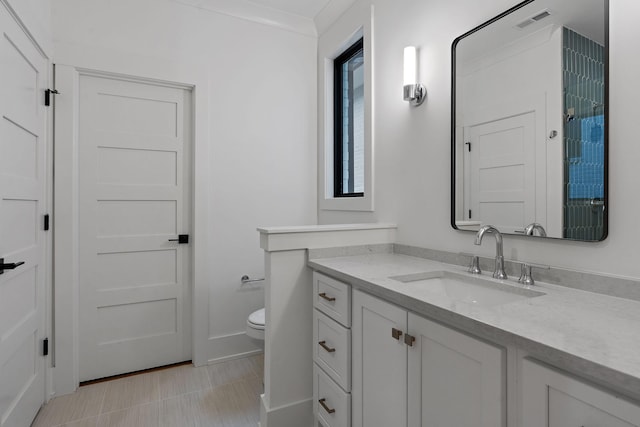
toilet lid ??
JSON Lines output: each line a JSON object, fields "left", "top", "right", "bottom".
{"left": 248, "top": 308, "right": 265, "bottom": 327}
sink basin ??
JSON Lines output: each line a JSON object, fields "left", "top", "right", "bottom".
{"left": 389, "top": 270, "right": 545, "bottom": 307}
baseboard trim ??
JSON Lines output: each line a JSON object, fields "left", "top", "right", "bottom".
{"left": 197, "top": 331, "right": 263, "bottom": 367}
{"left": 260, "top": 394, "right": 313, "bottom": 427}
{"left": 207, "top": 349, "right": 263, "bottom": 365}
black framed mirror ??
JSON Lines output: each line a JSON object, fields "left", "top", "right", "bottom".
{"left": 451, "top": 0, "right": 608, "bottom": 241}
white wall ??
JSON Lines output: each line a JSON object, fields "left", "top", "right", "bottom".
{"left": 318, "top": 0, "right": 640, "bottom": 280}
{"left": 52, "top": 0, "right": 317, "bottom": 363}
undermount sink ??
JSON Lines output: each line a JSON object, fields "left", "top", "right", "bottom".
{"left": 389, "top": 270, "right": 545, "bottom": 307}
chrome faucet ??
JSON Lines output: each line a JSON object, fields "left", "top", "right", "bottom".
{"left": 474, "top": 225, "right": 507, "bottom": 280}
{"left": 524, "top": 223, "right": 547, "bottom": 237}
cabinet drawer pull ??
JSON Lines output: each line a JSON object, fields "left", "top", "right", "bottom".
{"left": 404, "top": 334, "right": 416, "bottom": 347}
{"left": 318, "top": 340, "right": 336, "bottom": 353}
{"left": 318, "top": 398, "right": 336, "bottom": 414}
{"left": 318, "top": 292, "right": 336, "bottom": 302}
{"left": 392, "top": 328, "right": 403, "bottom": 340}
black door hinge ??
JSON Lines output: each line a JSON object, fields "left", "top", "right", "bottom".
{"left": 44, "top": 89, "right": 59, "bottom": 107}
{"left": 43, "top": 338, "right": 49, "bottom": 356}
{"left": 469, "top": 209, "right": 472, "bottom": 219}
{"left": 44, "top": 214, "right": 50, "bottom": 231}
{"left": 465, "top": 142, "right": 471, "bottom": 152}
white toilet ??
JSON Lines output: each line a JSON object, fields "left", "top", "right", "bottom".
{"left": 246, "top": 307, "right": 265, "bottom": 341}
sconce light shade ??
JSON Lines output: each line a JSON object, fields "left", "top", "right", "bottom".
{"left": 403, "top": 46, "right": 426, "bottom": 106}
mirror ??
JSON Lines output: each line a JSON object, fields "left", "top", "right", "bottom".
{"left": 451, "top": 0, "right": 608, "bottom": 241}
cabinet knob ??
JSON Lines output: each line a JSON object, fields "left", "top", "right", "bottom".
{"left": 318, "top": 340, "right": 336, "bottom": 353}
{"left": 404, "top": 334, "right": 416, "bottom": 347}
{"left": 318, "top": 292, "right": 336, "bottom": 302}
{"left": 392, "top": 328, "right": 403, "bottom": 340}
{"left": 319, "top": 398, "right": 336, "bottom": 414}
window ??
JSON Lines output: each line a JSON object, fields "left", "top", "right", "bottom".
{"left": 334, "top": 38, "right": 364, "bottom": 198}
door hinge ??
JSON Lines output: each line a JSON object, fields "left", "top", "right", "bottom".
{"left": 465, "top": 142, "right": 471, "bottom": 152}
{"left": 44, "top": 214, "right": 50, "bottom": 231}
{"left": 469, "top": 209, "right": 472, "bottom": 219}
{"left": 44, "top": 89, "right": 59, "bottom": 107}
{"left": 43, "top": 338, "right": 49, "bottom": 356}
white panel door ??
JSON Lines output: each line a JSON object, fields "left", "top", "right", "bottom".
{"left": 352, "top": 290, "right": 407, "bottom": 427}
{"left": 78, "top": 75, "right": 192, "bottom": 381}
{"left": 468, "top": 111, "right": 537, "bottom": 233}
{"left": 407, "top": 313, "right": 505, "bottom": 427}
{"left": 0, "top": 5, "right": 48, "bottom": 427}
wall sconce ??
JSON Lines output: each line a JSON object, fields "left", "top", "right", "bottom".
{"left": 403, "top": 46, "right": 426, "bottom": 106}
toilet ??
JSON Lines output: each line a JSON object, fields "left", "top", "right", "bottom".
{"left": 246, "top": 307, "right": 265, "bottom": 341}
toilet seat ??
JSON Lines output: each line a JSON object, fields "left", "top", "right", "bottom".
{"left": 246, "top": 308, "right": 265, "bottom": 340}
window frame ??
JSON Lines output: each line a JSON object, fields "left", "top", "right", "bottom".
{"left": 333, "top": 37, "right": 365, "bottom": 198}
{"left": 318, "top": 4, "right": 374, "bottom": 213}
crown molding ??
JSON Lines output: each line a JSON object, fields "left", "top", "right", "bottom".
{"left": 315, "top": 0, "right": 358, "bottom": 35}
{"left": 171, "top": 0, "right": 317, "bottom": 37}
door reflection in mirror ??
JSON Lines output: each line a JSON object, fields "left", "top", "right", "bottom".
{"left": 451, "top": 0, "right": 608, "bottom": 241}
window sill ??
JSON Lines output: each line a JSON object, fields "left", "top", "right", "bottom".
{"left": 319, "top": 194, "right": 373, "bottom": 212}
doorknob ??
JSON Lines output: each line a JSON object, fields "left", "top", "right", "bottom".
{"left": 168, "top": 234, "right": 189, "bottom": 244}
{"left": 0, "top": 258, "right": 25, "bottom": 275}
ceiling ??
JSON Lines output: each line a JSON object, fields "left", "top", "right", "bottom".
{"left": 247, "top": 0, "right": 333, "bottom": 18}
{"left": 457, "top": 0, "right": 606, "bottom": 66}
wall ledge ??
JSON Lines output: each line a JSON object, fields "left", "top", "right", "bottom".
{"left": 258, "top": 223, "right": 397, "bottom": 252}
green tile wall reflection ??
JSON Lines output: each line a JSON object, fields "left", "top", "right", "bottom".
{"left": 563, "top": 27, "right": 605, "bottom": 240}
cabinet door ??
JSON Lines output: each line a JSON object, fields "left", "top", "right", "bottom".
{"left": 407, "top": 313, "right": 505, "bottom": 427}
{"left": 352, "top": 290, "right": 407, "bottom": 427}
{"left": 522, "top": 359, "right": 640, "bottom": 427}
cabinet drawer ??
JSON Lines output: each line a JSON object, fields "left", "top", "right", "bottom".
{"left": 314, "top": 364, "right": 351, "bottom": 427}
{"left": 521, "top": 359, "right": 640, "bottom": 427}
{"left": 313, "top": 309, "right": 351, "bottom": 391}
{"left": 313, "top": 272, "right": 351, "bottom": 327}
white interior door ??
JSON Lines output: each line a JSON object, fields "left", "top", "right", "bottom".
{"left": 467, "top": 111, "right": 537, "bottom": 233}
{"left": 0, "top": 5, "right": 48, "bottom": 426}
{"left": 78, "top": 74, "right": 192, "bottom": 381}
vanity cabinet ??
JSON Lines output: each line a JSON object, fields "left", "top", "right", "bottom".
{"left": 352, "top": 289, "right": 505, "bottom": 427}
{"left": 352, "top": 289, "right": 407, "bottom": 427}
{"left": 521, "top": 359, "right": 640, "bottom": 427}
{"left": 313, "top": 272, "right": 352, "bottom": 427}
{"left": 312, "top": 269, "right": 640, "bottom": 427}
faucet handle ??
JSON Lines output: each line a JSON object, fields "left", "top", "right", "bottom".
{"left": 517, "top": 262, "right": 550, "bottom": 287}
{"left": 459, "top": 253, "right": 482, "bottom": 274}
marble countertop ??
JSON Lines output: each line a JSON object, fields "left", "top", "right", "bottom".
{"left": 308, "top": 253, "right": 640, "bottom": 400}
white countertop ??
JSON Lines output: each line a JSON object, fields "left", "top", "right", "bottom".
{"left": 308, "top": 253, "right": 640, "bottom": 399}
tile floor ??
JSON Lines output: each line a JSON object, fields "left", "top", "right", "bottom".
{"left": 32, "top": 355, "right": 264, "bottom": 427}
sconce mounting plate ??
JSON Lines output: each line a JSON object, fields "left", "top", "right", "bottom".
{"left": 404, "top": 84, "right": 426, "bottom": 106}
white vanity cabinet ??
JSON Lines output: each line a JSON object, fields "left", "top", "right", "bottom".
{"left": 352, "top": 289, "right": 506, "bottom": 427}
{"left": 521, "top": 359, "right": 640, "bottom": 427}
{"left": 352, "top": 289, "right": 408, "bottom": 427}
{"left": 313, "top": 272, "right": 352, "bottom": 427}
